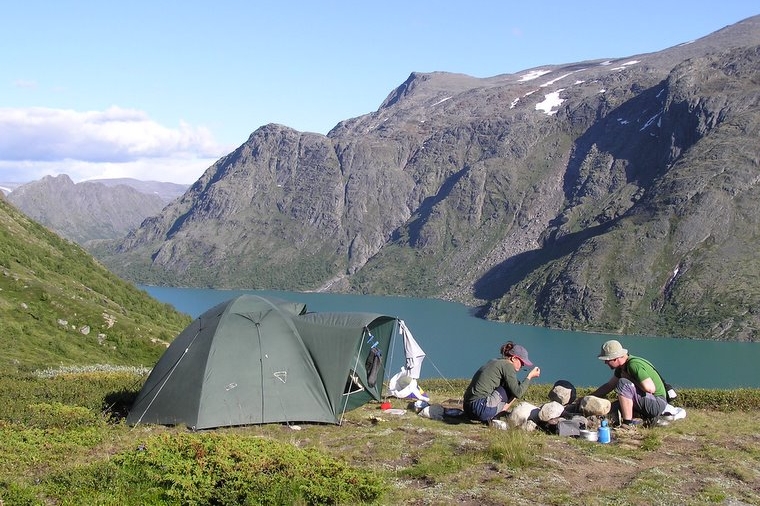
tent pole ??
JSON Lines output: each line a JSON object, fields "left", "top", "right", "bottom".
{"left": 339, "top": 327, "right": 369, "bottom": 425}
{"left": 131, "top": 326, "right": 204, "bottom": 427}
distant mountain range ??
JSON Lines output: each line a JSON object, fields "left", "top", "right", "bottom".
{"left": 85, "top": 178, "right": 189, "bottom": 203}
{"left": 15, "top": 15, "right": 760, "bottom": 341}
{"left": 6, "top": 175, "right": 188, "bottom": 244}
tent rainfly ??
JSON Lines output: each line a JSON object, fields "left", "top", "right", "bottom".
{"left": 126, "top": 294, "right": 401, "bottom": 429}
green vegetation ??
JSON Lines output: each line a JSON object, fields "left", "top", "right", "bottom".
{"left": 38, "top": 430, "right": 383, "bottom": 505}
{"left": 1, "top": 374, "right": 759, "bottom": 505}
{"left": 92, "top": 216, "right": 345, "bottom": 292}
{"left": 0, "top": 198, "right": 191, "bottom": 372}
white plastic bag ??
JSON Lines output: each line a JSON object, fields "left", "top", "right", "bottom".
{"left": 387, "top": 369, "right": 429, "bottom": 401}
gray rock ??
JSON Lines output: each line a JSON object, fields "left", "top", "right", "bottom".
{"left": 579, "top": 396, "right": 611, "bottom": 416}
{"left": 538, "top": 401, "right": 565, "bottom": 422}
{"left": 507, "top": 401, "right": 540, "bottom": 431}
{"left": 548, "top": 380, "right": 576, "bottom": 405}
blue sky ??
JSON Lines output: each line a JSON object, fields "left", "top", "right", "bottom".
{"left": 1, "top": 1, "right": 758, "bottom": 185}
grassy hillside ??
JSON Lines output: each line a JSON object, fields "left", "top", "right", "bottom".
{"left": 0, "top": 196, "right": 191, "bottom": 372}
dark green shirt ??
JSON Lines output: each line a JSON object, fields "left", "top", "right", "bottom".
{"left": 464, "top": 358, "right": 531, "bottom": 403}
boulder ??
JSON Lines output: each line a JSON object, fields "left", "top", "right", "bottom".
{"left": 548, "top": 380, "right": 576, "bottom": 405}
{"left": 579, "top": 396, "right": 611, "bottom": 416}
{"left": 538, "top": 401, "right": 565, "bottom": 422}
{"left": 507, "top": 401, "right": 540, "bottom": 431}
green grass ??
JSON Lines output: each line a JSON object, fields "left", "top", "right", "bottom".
{"left": 1, "top": 373, "right": 759, "bottom": 505}
{"left": 0, "top": 198, "right": 191, "bottom": 373}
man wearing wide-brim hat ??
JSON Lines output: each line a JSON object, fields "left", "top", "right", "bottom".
{"left": 589, "top": 340, "right": 668, "bottom": 426}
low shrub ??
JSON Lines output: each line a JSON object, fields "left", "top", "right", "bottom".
{"left": 673, "top": 388, "right": 760, "bottom": 411}
{"left": 26, "top": 402, "right": 103, "bottom": 430}
{"left": 0, "top": 370, "right": 140, "bottom": 423}
{"left": 0, "top": 480, "right": 40, "bottom": 506}
{"left": 44, "top": 432, "right": 387, "bottom": 506}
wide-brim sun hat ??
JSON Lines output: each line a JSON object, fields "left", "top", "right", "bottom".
{"left": 510, "top": 344, "right": 533, "bottom": 367}
{"left": 597, "top": 340, "right": 628, "bottom": 361}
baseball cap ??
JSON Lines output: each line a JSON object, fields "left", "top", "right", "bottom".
{"left": 510, "top": 344, "right": 533, "bottom": 367}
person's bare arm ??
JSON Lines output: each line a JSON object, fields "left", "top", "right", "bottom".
{"left": 638, "top": 377, "right": 656, "bottom": 394}
{"left": 590, "top": 376, "right": 617, "bottom": 398}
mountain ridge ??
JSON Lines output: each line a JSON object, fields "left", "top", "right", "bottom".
{"left": 89, "top": 15, "right": 760, "bottom": 340}
{"left": 6, "top": 175, "right": 188, "bottom": 244}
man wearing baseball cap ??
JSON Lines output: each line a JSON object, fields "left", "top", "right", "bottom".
{"left": 463, "top": 341, "right": 541, "bottom": 423}
{"left": 590, "top": 340, "right": 668, "bottom": 426}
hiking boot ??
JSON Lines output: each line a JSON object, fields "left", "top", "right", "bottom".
{"left": 620, "top": 419, "right": 643, "bottom": 428}
{"left": 642, "top": 415, "right": 669, "bottom": 428}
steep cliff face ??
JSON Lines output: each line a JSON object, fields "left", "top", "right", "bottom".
{"left": 96, "top": 16, "right": 760, "bottom": 340}
{"left": 501, "top": 45, "right": 760, "bottom": 340}
{"left": 113, "top": 126, "right": 364, "bottom": 287}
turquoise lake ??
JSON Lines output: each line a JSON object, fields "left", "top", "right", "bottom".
{"left": 142, "top": 286, "right": 760, "bottom": 389}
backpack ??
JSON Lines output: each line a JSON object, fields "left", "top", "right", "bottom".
{"left": 365, "top": 347, "right": 382, "bottom": 388}
{"left": 664, "top": 383, "right": 678, "bottom": 403}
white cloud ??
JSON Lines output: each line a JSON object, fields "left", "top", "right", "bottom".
{"left": 0, "top": 157, "right": 220, "bottom": 185}
{"left": 0, "top": 106, "right": 232, "bottom": 184}
{"left": 13, "top": 79, "right": 38, "bottom": 89}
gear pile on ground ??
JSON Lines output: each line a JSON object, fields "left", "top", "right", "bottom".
{"left": 501, "top": 380, "right": 686, "bottom": 435}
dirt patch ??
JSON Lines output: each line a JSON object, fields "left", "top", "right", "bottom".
{"left": 300, "top": 405, "right": 760, "bottom": 505}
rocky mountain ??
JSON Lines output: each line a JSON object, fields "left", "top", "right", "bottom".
{"left": 7, "top": 174, "right": 171, "bottom": 244}
{"left": 87, "top": 178, "right": 188, "bottom": 203}
{"left": 95, "top": 15, "right": 760, "bottom": 341}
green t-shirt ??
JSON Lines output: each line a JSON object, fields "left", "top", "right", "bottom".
{"left": 464, "top": 358, "right": 531, "bottom": 402}
{"left": 617, "top": 355, "right": 666, "bottom": 398}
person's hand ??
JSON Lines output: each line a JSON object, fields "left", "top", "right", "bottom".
{"left": 528, "top": 366, "right": 541, "bottom": 380}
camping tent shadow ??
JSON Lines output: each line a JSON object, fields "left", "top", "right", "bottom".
{"left": 103, "top": 389, "right": 139, "bottom": 421}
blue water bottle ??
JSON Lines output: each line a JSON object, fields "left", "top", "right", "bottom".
{"left": 598, "top": 419, "right": 611, "bottom": 444}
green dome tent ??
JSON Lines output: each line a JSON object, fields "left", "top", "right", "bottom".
{"left": 127, "top": 294, "right": 398, "bottom": 429}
